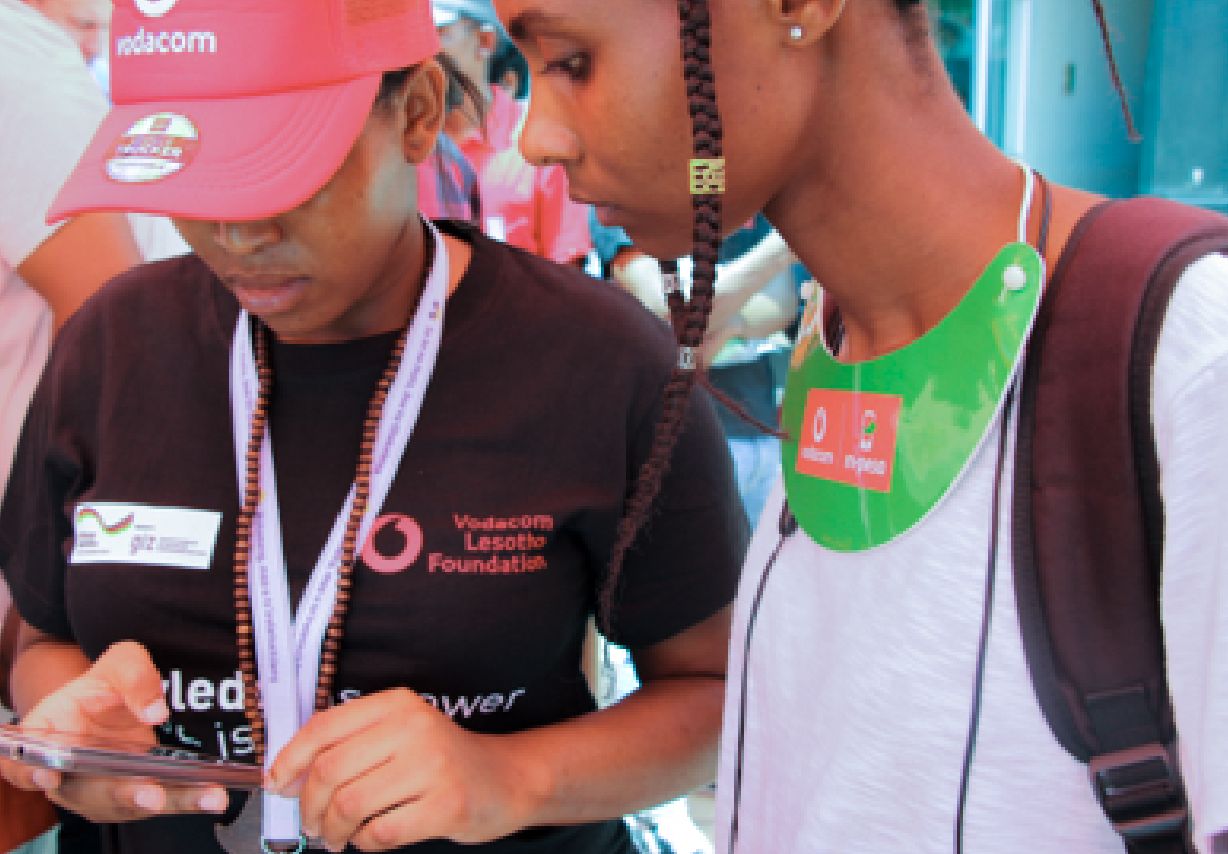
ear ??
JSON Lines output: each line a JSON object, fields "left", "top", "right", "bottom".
{"left": 398, "top": 60, "right": 449, "bottom": 165}
{"left": 771, "top": 0, "right": 848, "bottom": 45}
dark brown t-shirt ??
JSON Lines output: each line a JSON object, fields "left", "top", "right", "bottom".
{"left": 0, "top": 222, "right": 747, "bottom": 854}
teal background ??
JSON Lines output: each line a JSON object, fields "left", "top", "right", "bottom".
{"left": 928, "top": 0, "right": 1226, "bottom": 213}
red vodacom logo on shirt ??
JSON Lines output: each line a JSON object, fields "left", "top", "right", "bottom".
{"left": 796, "top": 388, "right": 902, "bottom": 493}
{"left": 360, "top": 513, "right": 555, "bottom": 576}
{"left": 361, "top": 514, "right": 424, "bottom": 574}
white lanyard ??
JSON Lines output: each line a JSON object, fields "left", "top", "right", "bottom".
{"left": 228, "top": 220, "right": 448, "bottom": 846}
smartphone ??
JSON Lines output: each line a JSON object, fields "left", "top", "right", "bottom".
{"left": 0, "top": 725, "right": 261, "bottom": 790}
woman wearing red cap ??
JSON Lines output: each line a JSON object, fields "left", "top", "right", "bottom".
{"left": 0, "top": 1, "right": 746, "bottom": 852}
{"left": 491, "top": 0, "right": 1228, "bottom": 851}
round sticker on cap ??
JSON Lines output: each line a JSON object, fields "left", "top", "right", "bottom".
{"left": 105, "top": 112, "right": 200, "bottom": 183}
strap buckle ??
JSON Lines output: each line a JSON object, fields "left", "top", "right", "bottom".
{"left": 1089, "top": 743, "right": 1188, "bottom": 843}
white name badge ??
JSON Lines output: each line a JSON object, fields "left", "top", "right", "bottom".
{"left": 70, "top": 502, "right": 222, "bottom": 570}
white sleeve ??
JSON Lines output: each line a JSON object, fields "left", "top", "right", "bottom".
{"left": 127, "top": 213, "right": 191, "bottom": 262}
{"left": 1152, "top": 251, "right": 1228, "bottom": 851}
{"left": 0, "top": 2, "right": 108, "bottom": 267}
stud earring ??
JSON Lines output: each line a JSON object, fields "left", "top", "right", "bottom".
{"left": 789, "top": 24, "right": 804, "bottom": 41}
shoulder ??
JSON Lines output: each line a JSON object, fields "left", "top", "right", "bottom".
{"left": 53, "top": 255, "right": 235, "bottom": 371}
{"left": 1153, "top": 251, "right": 1228, "bottom": 408}
{"left": 446, "top": 220, "right": 675, "bottom": 361}
{"left": 76, "top": 253, "right": 223, "bottom": 313}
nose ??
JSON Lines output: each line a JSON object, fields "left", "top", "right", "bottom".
{"left": 212, "top": 219, "right": 282, "bottom": 256}
{"left": 517, "top": 96, "right": 580, "bottom": 169}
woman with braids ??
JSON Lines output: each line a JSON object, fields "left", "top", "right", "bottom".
{"left": 0, "top": 0, "right": 748, "bottom": 852}
{"left": 494, "top": 0, "right": 1228, "bottom": 851}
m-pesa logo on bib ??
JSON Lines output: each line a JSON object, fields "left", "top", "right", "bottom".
{"left": 796, "top": 388, "right": 902, "bottom": 493}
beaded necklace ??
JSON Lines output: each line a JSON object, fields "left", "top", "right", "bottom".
{"left": 223, "top": 220, "right": 448, "bottom": 851}
{"left": 231, "top": 317, "right": 410, "bottom": 765}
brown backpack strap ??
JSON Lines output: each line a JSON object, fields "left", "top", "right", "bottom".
{"left": 1013, "top": 196, "right": 1228, "bottom": 852}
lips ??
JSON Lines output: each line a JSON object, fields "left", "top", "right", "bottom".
{"left": 570, "top": 187, "right": 625, "bottom": 227}
{"left": 222, "top": 273, "right": 310, "bottom": 315}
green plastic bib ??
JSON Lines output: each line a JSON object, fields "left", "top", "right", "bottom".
{"left": 781, "top": 242, "right": 1043, "bottom": 551}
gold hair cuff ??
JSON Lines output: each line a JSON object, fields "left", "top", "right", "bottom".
{"left": 689, "top": 158, "right": 726, "bottom": 195}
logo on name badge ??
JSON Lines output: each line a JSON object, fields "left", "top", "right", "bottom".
{"left": 76, "top": 506, "right": 136, "bottom": 535}
{"left": 796, "top": 389, "right": 902, "bottom": 493}
{"left": 104, "top": 112, "right": 200, "bottom": 184}
{"left": 133, "top": 0, "right": 178, "bottom": 18}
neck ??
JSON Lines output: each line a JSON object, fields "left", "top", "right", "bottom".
{"left": 764, "top": 35, "right": 1040, "bottom": 362}
{"left": 781, "top": 142, "right": 1032, "bottom": 362}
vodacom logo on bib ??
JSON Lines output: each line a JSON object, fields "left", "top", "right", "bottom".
{"left": 133, "top": 0, "right": 178, "bottom": 18}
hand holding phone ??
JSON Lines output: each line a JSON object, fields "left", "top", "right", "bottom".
{"left": 0, "top": 640, "right": 237, "bottom": 822}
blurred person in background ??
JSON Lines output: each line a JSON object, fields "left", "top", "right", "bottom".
{"left": 416, "top": 68, "right": 484, "bottom": 224}
{"left": 594, "top": 214, "right": 802, "bottom": 524}
{"left": 1, "top": 1, "right": 157, "bottom": 851}
{"left": 21, "top": 0, "right": 108, "bottom": 64}
{"left": 433, "top": 0, "right": 591, "bottom": 266}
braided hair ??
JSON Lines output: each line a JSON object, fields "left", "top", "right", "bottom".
{"left": 1089, "top": 0, "right": 1141, "bottom": 141}
{"left": 598, "top": 0, "right": 723, "bottom": 630}
{"left": 602, "top": 0, "right": 929, "bottom": 629}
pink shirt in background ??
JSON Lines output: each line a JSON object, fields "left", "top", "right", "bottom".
{"left": 458, "top": 87, "right": 591, "bottom": 266}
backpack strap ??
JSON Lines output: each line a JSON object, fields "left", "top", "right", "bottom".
{"left": 1013, "top": 196, "right": 1228, "bottom": 853}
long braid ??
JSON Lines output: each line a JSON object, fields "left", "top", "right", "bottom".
{"left": 696, "top": 372, "right": 786, "bottom": 439}
{"left": 660, "top": 258, "right": 686, "bottom": 339}
{"left": 599, "top": 0, "right": 725, "bottom": 630}
{"left": 1089, "top": 0, "right": 1141, "bottom": 142}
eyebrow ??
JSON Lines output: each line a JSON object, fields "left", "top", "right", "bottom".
{"left": 505, "top": 8, "right": 573, "bottom": 41}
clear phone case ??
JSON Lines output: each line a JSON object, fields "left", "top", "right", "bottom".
{"left": 0, "top": 724, "right": 261, "bottom": 789}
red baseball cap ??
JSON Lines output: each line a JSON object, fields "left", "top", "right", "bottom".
{"left": 47, "top": 0, "right": 440, "bottom": 223}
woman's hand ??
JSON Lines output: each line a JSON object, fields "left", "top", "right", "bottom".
{"left": 0, "top": 640, "right": 230, "bottom": 822}
{"left": 267, "top": 607, "right": 733, "bottom": 852}
{"left": 267, "top": 689, "right": 545, "bottom": 852}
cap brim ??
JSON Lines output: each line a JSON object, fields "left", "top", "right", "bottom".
{"left": 47, "top": 74, "right": 381, "bottom": 224}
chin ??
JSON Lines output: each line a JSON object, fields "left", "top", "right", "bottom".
{"left": 620, "top": 222, "right": 697, "bottom": 263}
